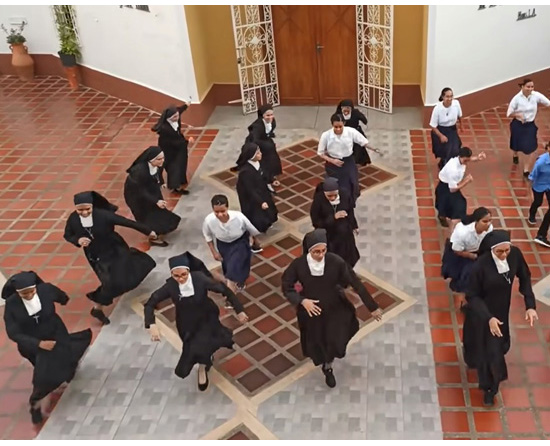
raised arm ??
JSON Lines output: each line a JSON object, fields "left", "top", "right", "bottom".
{"left": 104, "top": 209, "right": 152, "bottom": 236}
{"left": 42, "top": 283, "right": 69, "bottom": 305}
{"left": 143, "top": 283, "right": 172, "bottom": 329}
{"left": 203, "top": 273, "right": 245, "bottom": 314}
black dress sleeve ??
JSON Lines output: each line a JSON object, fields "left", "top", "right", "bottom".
{"left": 356, "top": 110, "right": 368, "bottom": 126}
{"left": 177, "top": 104, "right": 188, "bottom": 115}
{"left": 514, "top": 248, "right": 536, "bottom": 310}
{"left": 281, "top": 260, "right": 304, "bottom": 306}
{"left": 4, "top": 304, "right": 41, "bottom": 353}
{"left": 339, "top": 259, "right": 379, "bottom": 312}
{"left": 132, "top": 167, "right": 161, "bottom": 206}
{"left": 201, "top": 273, "right": 245, "bottom": 314}
{"left": 42, "top": 283, "right": 69, "bottom": 305}
{"left": 465, "top": 260, "right": 493, "bottom": 321}
{"left": 103, "top": 209, "right": 151, "bottom": 235}
{"left": 239, "top": 169, "right": 265, "bottom": 205}
{"left": 143, "top": 283, "right": 172, "bottom": 328}
{"left": 310, "top": 194, "right": 336, "bottom": 230}
{"left": 63, "top": 214, "right": 82, "bottom": 247}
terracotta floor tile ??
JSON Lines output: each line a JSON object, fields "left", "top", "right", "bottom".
{"left": 437, "top": 388, "right": 465, "bottom": 407}
{"left": 533, "top": 387, "right": 550, "bottom": 407}
{"left": 506, "top": 411, "right": 537, "bottom": 433}
{"left": 238, "top": 369, "right": 270, "bottom": 393}
{"left": 500, "top": 387, "right": 531, "bottom": 408}
{"left": 526, "top": 366, "right": 550, "bottom": 384}
{"left": 435, "top": 365, "right": 462, "bottom": 384}
{"left": 473, "top": 411, "right": 503, "bottom": 433}
{"left": 220, "top": 354, "right": 252, "bottom": 377}
{"left": 440, "top": 411, "right": 470, "bottom": 433}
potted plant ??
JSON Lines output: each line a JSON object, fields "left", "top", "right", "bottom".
{"left": 1, "top": 20, "right": 34, "bottom": 81}
{"left": 52, "top": 6, "right": 81, "bottom": 90}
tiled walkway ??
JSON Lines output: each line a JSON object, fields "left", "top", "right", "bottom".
{"left": 0, "top": 76, "right": 216, "bottom": 439}
{"left": 412, "top": 106, "right": 550, "bottom": 439}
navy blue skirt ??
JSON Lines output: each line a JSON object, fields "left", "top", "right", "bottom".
{"left": 325, "top": 154, "right": 360, "bottom": 204}
{"left": 509, "top": 119, "right": 538, "bottom": 154}
{"left": 441, "top": 240, "right": 476, "bottom": 293}
{"left": 216, "top": 232, "right": 251, "bottom": 284}
{"left": 431, "top": 125, "right": 461, "bottom": 166}
{"left": 435, "top": 181, "right": 467, "bottom": 220}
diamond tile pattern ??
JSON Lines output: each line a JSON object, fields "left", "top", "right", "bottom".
{"left": 143, "top": 233, "right": 404, "bottom": 396}
{"left": 210, "top": 139, "right": 397, "bottom": 222}
{"left": 222, "top": 424, "right": 258, "bottom": 440}
{"left": 412, "top": 104, "right": 550, "bottom": 440}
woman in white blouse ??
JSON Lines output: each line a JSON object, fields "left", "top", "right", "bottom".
{"left": 435, "top": 147, "right": 486, "bottom": 232}
{"left": 318, "top": 114, "right": 380, "bottom": 204}
{"left": 507, "top": 78, "right": 550, "bottom": 175}
{"left": 441, "top": 207, "right": 493, "bottom": 305}
{"left": 430, "top": 87, "right": 463, "bottom": 170}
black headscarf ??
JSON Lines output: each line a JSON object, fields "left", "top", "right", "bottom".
{"left": 336, "top": 99, "right": 355, "bottom": 114}
{"left": 478, "top": 230, "right": 511, "bottom": 256}
{"left": 235, "top": 142, "right": 260, "bottom": 169}
{"left": 167, "top": 252, "right": 212, "bottom": 277}
{"left": 126, "top": 146, "right": 163, "bottom": 173}
{"left": 302, "top": 228, "right": 328, "bottom": 254}
{"left": 73, "top": 191, "right": 118, "bottom": 212}
{"left": 322, "top": 177, "right": 339, "bottom": 192}
{"left": 1, "top": 271, "right": 44, "bottom": 300}
{"left": 151, "top": 106, "right": 178, "bottom": 133}
{"left": 257, "top": 104, "right": 273, "bottom": 119}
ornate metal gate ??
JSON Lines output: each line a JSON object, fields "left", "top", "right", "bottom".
{"left": 231, "top": 5, "right": 280, "bottom": 115}
{"left": 356, "top": 5, "right": 393, "bottom": 113}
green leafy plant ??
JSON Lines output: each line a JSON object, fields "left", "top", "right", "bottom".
{"left": 52, "top": 5, "right": 81, "bottom": 58}
{"left": 1, "top": 21, "right": 27, "bottom": 45}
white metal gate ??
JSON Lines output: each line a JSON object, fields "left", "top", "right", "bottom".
{"left": 231, "top": 5, "right": 280, "bottom": 115}
{"left": 356, "top": 5, "right": 393, "bottom": 113}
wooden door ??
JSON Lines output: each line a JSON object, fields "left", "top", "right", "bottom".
{"left": 272, "top": 6, "right": 319, "bottom": 104}
{"left": 272, "top": 6, "right": 357, "bottom": 105}
{"left": 315, "top": 6, "right": 357, "bottom": 104}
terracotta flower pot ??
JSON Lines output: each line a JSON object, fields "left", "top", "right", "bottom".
{"left": 64, "top": 66, "right": 79, "bottom": 91}
{"left": 10, "top": 43, "right": 34, "bottom": 82}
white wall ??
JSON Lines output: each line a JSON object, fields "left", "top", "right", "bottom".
{"left": 75, "top": 5, "right": 198, "bottom": 102}
{"left": 0, "top": 5, "right": 57, "bottom": 54}
{"left": 425, "top": 5, "right": 550, "bottom": 105}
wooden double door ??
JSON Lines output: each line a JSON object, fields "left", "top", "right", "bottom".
{"left": 272, "top": 5, "right": 357, "bottom": 105}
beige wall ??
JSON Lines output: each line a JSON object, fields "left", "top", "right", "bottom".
{"left": 393, "top": 5, "right": 424, "bottom": 86}
{"left": 184, "top": 5, "right": 239, "bottom": 101}
{"left": 420, "top": 5, "right": 429, "bottom": 102}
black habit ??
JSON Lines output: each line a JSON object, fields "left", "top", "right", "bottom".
{"left": 310, "top": 183, "right": 360, "bottom": 268}
{"left": 64, "top": 208, "right": 156, "bottom": 306}
{"left": 153, "top": 104, "right": 190, "bottom": 189}
{"left": 463, "top": 245, "right": 536, "bottom": 393}
{"left": 236, "top": 163, "right": 278, "bottom": 233}
{"left": 246, "top": 117, "right": 282, "bottom": 182}
{"left": 2, "top": 274, "right": 91, "bottom": 406}
{"left": 124, "top": 161, "right": 181, "bottom": 235}
{"left": 281, "top": 252, "right": 379, "bottom": 366}
{"left": 144, "top": 271, "right": 244, "bottom": 379}
{"left": 336, "top": 100, "right": 371, "bottom": 166}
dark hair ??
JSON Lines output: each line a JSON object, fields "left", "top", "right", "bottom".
{"left": 330, "top": 113, "right": 344, "bottom": 124}
{"left": 519, "top": 78, "right": 533, "bottom": 87}
{"left": 458, "top": 146, "right": 473, "bottom": 158}
{"left": 438, "top": 87, "right": 453, "bottom": 102}
{"left": 545, "top": 141, "right": 550, "bottom": 151}
{"left": 211, "top": 194, "right": 228, "bottom": 208}
{"left": 462, "top": 207, "right": 490, "bottom": 225}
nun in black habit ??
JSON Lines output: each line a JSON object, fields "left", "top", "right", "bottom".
{"left": 281, "top": 229, "right": 382, "bottom": 388}
{"left": 124, "top": 146, "right": 181, "bottom": 246}
{"left": 462, "top": 230, "right": 538, "bottom": 406}
{"left": 144, "top": 252, "right": 248, "bottom": 390}
{"left": 310, "top": 177, "right": 360, "bottom": 268}
{"left": 64, "top": 191, "right": 157, "bottom": 325}
{"left": 2, "top": 271, "right": 92, "bottom": 424}
{"left": 151, "top": 103, "right": 192, "bottom": 194}
{"left": 245, "top": 104, "right": 282, "bottom": 187}
{"left": 335, "top": 99, "right": 371, "bottom": 166}
{"left": 236, "top": 142, "right": 278, "bottom": 233}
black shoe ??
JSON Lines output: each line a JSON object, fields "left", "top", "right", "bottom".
{"left": 523, "top": 171, "right": 530, "bottom": 178}
{"left": 198, "top": 368, "right": 209, "bottom": 391}
{"left": 90, "top": 308, "right": 110, "bottom": 325}
{"left": 30, "top": 406, "right": 43, "bottom": 424}
{"left": 534, "top": 235, "right": 550, "bottom": 248}
{"left": 513, "top": 155, "right": 519, "bottom": 165}
{"left": 483, "top": 390, "right": 495, "bottom": 407}
{"left": 229, "top": 166, "right": 239, "bottom": 173}
{"left": 150, "top": 240, "right": 169, "bottom": 247}
{"left": 528, "top": 216, "right": 537, "bottom": 225}
{"left": 322, "top": 365, "right": 336, "bottom": 388}
{"left": 251, "top": 243, "right": 263, "bottom": 254}
{"left": 174, "top": 188, "right": 190, "bottom": 195}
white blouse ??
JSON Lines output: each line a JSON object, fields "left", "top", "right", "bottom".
{"left": 178, "top": 276, "right": 195, "bottom": 297}
{"left": 202, "top": 210, "right": 260, "bottom": 243}
{"left": 306, "top": 253, "right": 325, "bottom": 276}
{"left": 450, "top": 222, "right": 493, "bottom": 252}
{"left": 506, "top": 91, "right": 550, "bottom": 122}
{"left": 438, "top": 156, "right": 466, "bottom": 190}
{"left": 429, "top": 99, "right": 462, "bottom": 128}
{"left": 317, "top": 127, "right": 368, "bottom": 159}
{"left": 79, "top": 215, "right": 93, "bottom": 228}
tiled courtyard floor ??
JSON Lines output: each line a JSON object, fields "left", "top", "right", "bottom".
{"left": 413, "top": 106, "right": 550, "bottom": 439}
